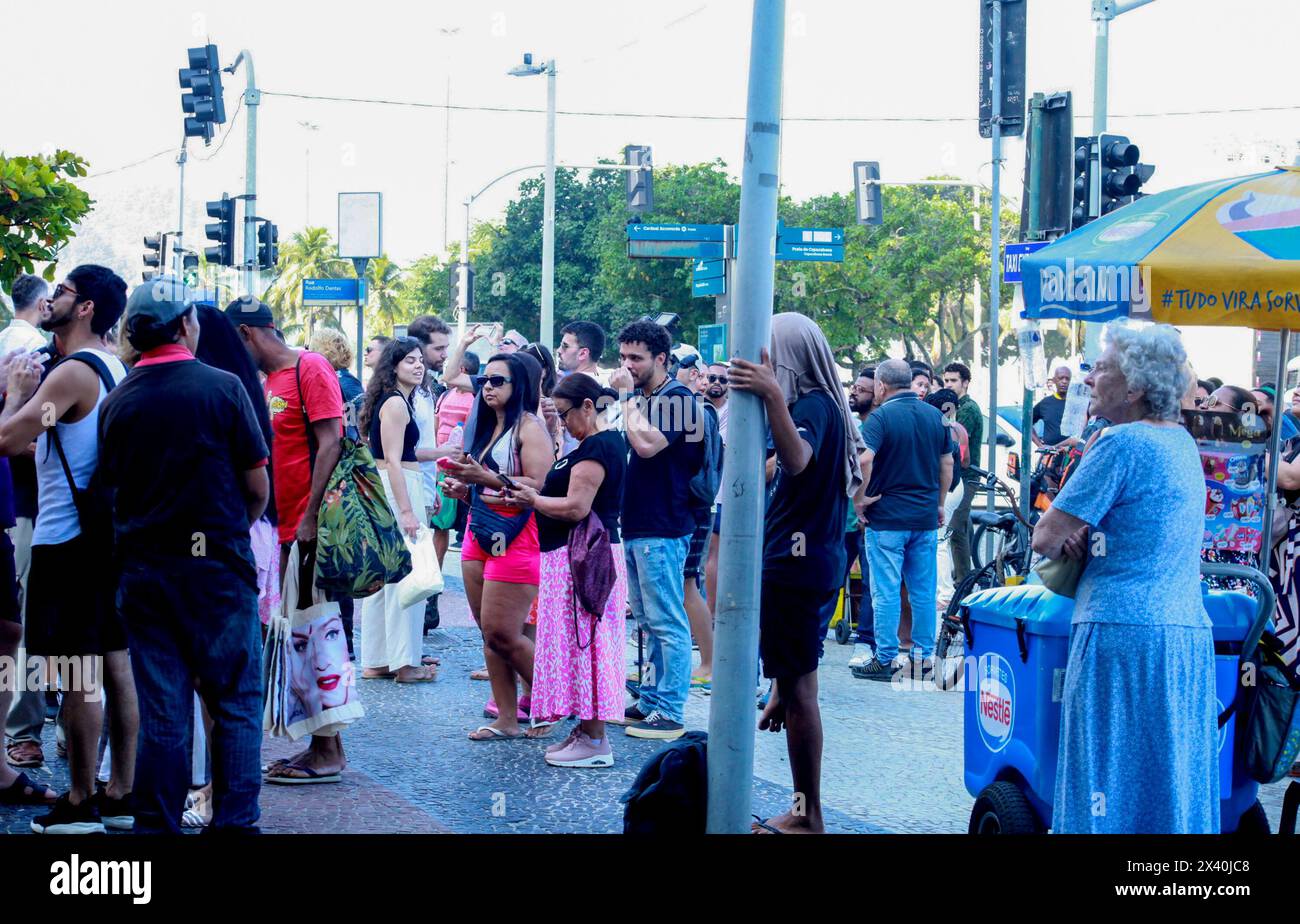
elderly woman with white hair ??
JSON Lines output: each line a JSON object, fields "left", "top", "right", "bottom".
{"left": 1032, "top": 323, "right": 1218, "bottom": 833}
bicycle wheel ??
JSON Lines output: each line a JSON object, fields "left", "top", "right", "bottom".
{"left": 935, "top": 566, "right": 997, "bottom": 691}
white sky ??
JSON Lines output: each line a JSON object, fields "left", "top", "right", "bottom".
{"left": 5, "top": 0, "right": 1299, "bottom": 272}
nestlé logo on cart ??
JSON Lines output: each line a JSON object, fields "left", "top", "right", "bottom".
{"left": 977, "top": 653, "right": 1015, "bottom": 752}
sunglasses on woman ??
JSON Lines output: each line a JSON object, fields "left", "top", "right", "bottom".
{"left": 483, "top": 374, "right": 513, "bottom": 388}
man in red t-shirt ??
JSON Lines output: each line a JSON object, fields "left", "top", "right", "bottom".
{"left": 228, "top": 299, "right": 346, "bottom": 783}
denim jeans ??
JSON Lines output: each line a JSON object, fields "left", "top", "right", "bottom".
{"left": 625, "top": 536, "right": 692, "bottom": 724}
{"left": 120, "top": 554, "right": 263, "bottom": 834}
{"left": 866, "top": 528, "right": 938, "bottom": 663}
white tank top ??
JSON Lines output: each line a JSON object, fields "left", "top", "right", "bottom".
{"left": 33, "top": 349, "right": 128, "bottom": 547}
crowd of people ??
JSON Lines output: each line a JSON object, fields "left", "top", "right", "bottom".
{"left": 0, "top": 264, "right": 1296, "bottom": 835}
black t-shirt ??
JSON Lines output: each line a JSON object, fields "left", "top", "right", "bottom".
{"left": 862, "top": 392, "right": 953, "bottom": 531}
{"left": 1033, "top": 393, "right": 1067, "bottom": 445}
{"left": 763, "top": 390, "right": 848, "bottom": 593}
{"left": 98, "top": 359, "right": 269, "bottom": 588}
{"left": 536, "top": 430, "right": 627, "bottom": 553}
{"left": 621, "top": 378, "right": 704, "bottom": 540}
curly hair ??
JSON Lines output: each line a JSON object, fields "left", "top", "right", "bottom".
{"left": 359, "top": 337, "right": 422, "bottom": 436}
{"left": 309, "top": 327, "right": 354, "bottom": 371}
{"left": 1103, "top": 322, "right": 1192, "bottom": 422}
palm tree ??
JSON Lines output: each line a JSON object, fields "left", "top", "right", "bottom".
{"left": 363, "top": 255, "right": 405, "bottom": 332}
{"left": 261, "top": 226, "right": 350, "bottom": 339}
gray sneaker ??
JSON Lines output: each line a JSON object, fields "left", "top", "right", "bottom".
{"left": 625, "top": 711, "right": 684, "bottom": 740}
{"left": 545, "top": 732, "right": 614, "bottom": 768}
{"left": 544, "top": 725, "right": 582, "bottom": 756}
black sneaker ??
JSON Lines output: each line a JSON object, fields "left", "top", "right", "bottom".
{"left": 423, "top": 594, "right": 441, "bottom": 634}
{"left": 610, "top": 704, "right": 648, "bottom": 726}
{"left": 93, "top": 787, "right": 134, "bottom": 831}
{"left": 625, "top": 710, "right": 685, "bottom": 740}
{"left": 851, "top": 656, "right": 897, "bottom": 682}
{"left": 31, "top": 793, "right": 105, "bottom": 834}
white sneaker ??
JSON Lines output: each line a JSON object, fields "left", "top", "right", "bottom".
{"left": 847, "top": 644, "right": 874, "bottom": 669}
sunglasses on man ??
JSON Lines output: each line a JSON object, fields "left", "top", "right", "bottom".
{"left": 706, "top": 374, "right": 728, "bottom": 384}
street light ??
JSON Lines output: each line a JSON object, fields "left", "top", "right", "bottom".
{"left": 508, "top": 53, "right": 556, "bottom": 350}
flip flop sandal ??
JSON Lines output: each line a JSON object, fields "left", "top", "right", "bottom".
{"left": 468, "top": 725, "right": 524, "bottom": 741}
{"left": 421, "top": 656, "right": 440, "bottom": 666}
{"left": 470, "top": 668, "right": 490, "bottom": 681}
{"left": 0, "top": 771, "right": 56, "bottom": 805}
{"left": 751, "top": 814, "right": 785, "bottom": 834}
{"left": 263, "top": 764, "right": 343, "bottom": 785}
{"left": 483, "top": 699, "right": 529, "bottom": 721}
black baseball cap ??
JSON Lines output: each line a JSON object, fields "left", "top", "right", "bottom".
{"left": 224, "top": 297, "right": 276, "bottom": 328}
{"left": 124, "top": 276, "right": 194, "bottom": 342}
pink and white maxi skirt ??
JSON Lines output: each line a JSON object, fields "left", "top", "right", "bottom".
{"left": 531, "top": 545, "right": 628, "bottom": 723}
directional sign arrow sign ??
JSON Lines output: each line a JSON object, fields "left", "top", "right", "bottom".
{"left": 692, "top": 257, "right": 725, "bottom": 280}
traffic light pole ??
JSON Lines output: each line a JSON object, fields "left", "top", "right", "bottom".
{"left": 707, "top": 0, "right": 783, "bottom": 835}
{"left": 987, "top": 0, "right": 1003, "bottom": 519}
{"left": 1083, "top": 0, "right": 1155, "bottom": 360}
{"left": 175, "top": 140, "right": 187, "bottom": 278}
{"left": 540, "top": 60, "right": 557, "bottom": 352}
{"left": 227, "top": 49, "right": 260, "bottom": 297}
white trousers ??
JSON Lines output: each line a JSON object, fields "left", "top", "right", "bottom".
{"left": 361, "top": 467, "right": 427, "bottom": 671}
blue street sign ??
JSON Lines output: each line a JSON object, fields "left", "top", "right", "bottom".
{"left": 628, "top": 239, "right": 724, "bottom": 259}
{"left": 775, "top": 242, "right": 844, "bottom": 262}
{"left": 693, "top": 275, "right": 726, "bottom": 297}
{"left": 692, "top": 257, "right": 725, "bottom": 280}
{"left": 626, "top": 223, "right": 726, "bottom": 241}
{"left": 303, "top": 277, "right": 361, "bottom": 304}
{"left": 779, "top": 226, "right": 845, "bottom": 245}
{"left": 1003, "top": 240, "right": 1050, "bottom": 283}
{"left": 698, "top": 323, "right": 727, "bottom": 363}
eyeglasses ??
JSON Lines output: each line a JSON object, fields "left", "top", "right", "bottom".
{"left": 706, "top": 374, "right": 729, "bottom": 384}
{"left": 51, "top": 283, "right": 80, "bottom": 301}
{"left": 556, "top": 405, "right": 577, "bottom": 421}
{"left": 483, "top": 374, "right": 512, "bottom": 388}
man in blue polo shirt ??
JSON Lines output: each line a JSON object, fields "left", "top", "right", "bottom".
{"left": 856, "top": 358, "right": 954, "bottom": 682}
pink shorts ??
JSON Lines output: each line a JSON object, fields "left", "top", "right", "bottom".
{"left": 462, "top": 510, "right": 540, "bottom": 585}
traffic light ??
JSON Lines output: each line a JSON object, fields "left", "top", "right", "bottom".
{"left": 204, "top": 195, "right": 235, "bottom": 266}
{"left": 624, "top": 145, "right": 653, "bottom": 215}
{"left": 1023, "top": 92, "right": 1073, "bottom": 238}
{"left": 1071, "top": 135, "right": 1095, "bottom": 231}
{"left": 449, "top": 262, "right": 474, "bottom": 313}
{"left": 142, "top": 233, "right": 164, "bottom": 282}
{"left": 258, "top": 221, "right": 279, "bottom": 270}
{"left": 1098, "top": 133, "right": 1141, "bottom": 216}
{"left": 179, "top": 44, "right": 227, "bottom": 144}
{"left": 853, "top": 161, "right": 882, "bottom": 226}
{"left": 181, "top": 252, "right": 199, "bottom": 287}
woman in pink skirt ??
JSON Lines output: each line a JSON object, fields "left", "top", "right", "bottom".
{"left": 505, "top": 373, "right": 627, "bottom": 768}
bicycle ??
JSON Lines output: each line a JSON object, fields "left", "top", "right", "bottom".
{"left": 935, "top": 466, "right": 1038, "bottom": 691}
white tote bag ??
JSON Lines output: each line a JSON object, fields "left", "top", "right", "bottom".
{"left": 397, "top": 527, "right": 444, "bottom": 609}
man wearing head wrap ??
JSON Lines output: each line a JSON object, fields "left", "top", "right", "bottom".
{"left": 97, "top": 278, "right": 270, "bottom": 833}
{"left": 729, "top": 312, "right": 864, "bottom": 835}
{"left": 854, "top": 358, "right": 956, "bottom": 684}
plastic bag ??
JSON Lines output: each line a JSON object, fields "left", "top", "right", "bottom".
{"left": 397, "top": 527, "right": 444, "bottom": 609}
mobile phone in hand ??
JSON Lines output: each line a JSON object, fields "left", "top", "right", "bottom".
{"left": 497, "top": 472, "right": 518, "bottom": 492}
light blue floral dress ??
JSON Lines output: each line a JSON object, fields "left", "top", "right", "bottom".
{"left": 1049, "top": 422, "right": 1219, "bottom": 833}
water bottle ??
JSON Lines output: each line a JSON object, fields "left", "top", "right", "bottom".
{"left": 1017, "top": 322, "right": 1047, "bottom": 390}
{"left": 1059, "top": 363, "right": 1093, "bottom": 438}
{"left": 448, "top": 422, "right": 464, "bottom": 451}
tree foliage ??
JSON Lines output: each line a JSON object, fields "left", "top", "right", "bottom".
{"left": 0, "top": 150, "right": 93, "bottom": 293}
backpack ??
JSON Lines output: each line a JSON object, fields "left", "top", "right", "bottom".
{"left": 672, "top": 385, "right": 722, "bottom": 515}
{"left": 314, "top": 434, "right": 413, "bottom": 598}
{"left": 620, "top": 730, "right": 708, "bottom": 834}
{"left": 295, "top": 357, "right": 411, "bottom": 597}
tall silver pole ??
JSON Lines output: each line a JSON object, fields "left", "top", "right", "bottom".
{"left": 707, "top": 0, "right": 784, "bottom": 835}
{"left": 1083, "top": 10, "right": 1109, "bottom": 361}
{"left": 539, "top": 60, "right": 557, "bottom": 350}
{"left": 239, "top": 50, "right": 260, "bottom": 298}
{"left": 986, "top": 1, "right": 1003, "bottom": 515}
{"left": 459, "top": 198, "right": 472, "bottom": 341}
{"left": 443, "top": 75, "right": 452, "bottom": 255}
{"left": 175, "top": 140, "right": 187, "bottom": 278}
{"left": 971, "top": 185, "right": 983, "bottom": 390}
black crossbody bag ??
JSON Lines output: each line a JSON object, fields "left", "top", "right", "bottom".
{"left": 47, "top": 352, "right": 118, "bottom": 551}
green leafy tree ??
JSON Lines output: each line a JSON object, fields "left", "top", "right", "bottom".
{"left": 0, "top": 150, "right": 93, "bottom": 293}
{"left": 262, "top": 226, "right": 350, "bottom": 337}
{"left": 361, "top": 255, "right": 403, "bottom": 332}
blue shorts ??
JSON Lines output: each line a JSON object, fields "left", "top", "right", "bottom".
{"left": 712, "top": 505, "right": 722, "bottom": 535}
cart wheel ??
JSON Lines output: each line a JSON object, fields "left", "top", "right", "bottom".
{"left": 968, "top": 782, "right": 1044, "bottom": 835}
{"left": 835, "top": 616, "right": 852, "bottom": 645}
{"left": 1232, "top": 800, "right": 1271, "bottom": 835}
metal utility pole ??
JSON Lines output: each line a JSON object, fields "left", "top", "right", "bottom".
{"left": 986, "top": 1, "right": 1003, "bottom": 516}
{"left": 174, "top": 139, "right": 188, "bottom": 278}
{"left": 541, "top": 61, "right": 557, "bottom": 351}
{"left": 707, "top": 0, "right": 783, "bottom": 835}
{"left": 1082, "top": 0, "right": 1156, "bottom": 360}
{"left": 226, "top": 50, "right": 259, "bottom": 297}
